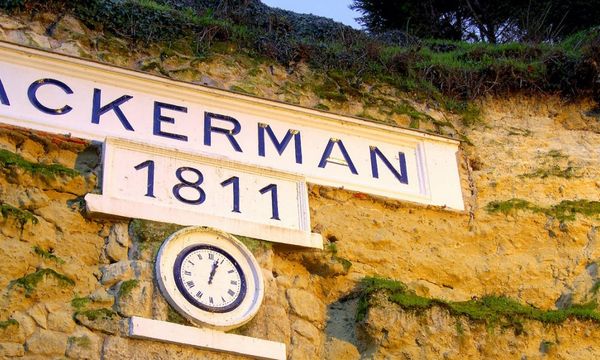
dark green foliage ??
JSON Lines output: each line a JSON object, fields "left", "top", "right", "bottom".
{"left": 0, "top": 203, "right": 38, "bottom": 227}
{"left": 10, "top": 268, "right": 75, "bottom": 296}
{"left": 130, "top": 219, "right": 184, "bottom": 243}
{"left": 1, "top": 0, "right": 599, "bottom": 109}
{"left": 549, "top": 200, "right": 600, "bottom": 222}
{"left": 0, "top": 149, "right": 79, "bottom": 179}
{"left": 0, "top": 318, "right": 18, "bottom": 329}
{"left": 356, "top": 276, "right": 600, "bottom": 330}
{"left": 118, "top": 279, "right": 139, "bottom": 297}
{"left": 75, "top": 308, "right": 116, "bottom": 321}
{"left": 351, "top": 0, "right": 600, "bottom": 43}
{"left": 485, "top": 199, "right": 539, "bottom": 215}
{"left": 167, "top": 304, "right": 189, "bottom": 325}
{"left": 68, "top": 335, "right": 91, "bottom": 348}
{"left": 591, "top": 280, "right": 600, "bottom": 295}
{"left": 33, "top": 246, "right": 65, "bottom": 264}
{"left": 234, "top": 235, "right": 271, "bottom": 253}
{"left": 486, "top": 198, "right": 600, "bottom": 222}
{"left": 71, "top": 296, "right": 91, "bottom": 310}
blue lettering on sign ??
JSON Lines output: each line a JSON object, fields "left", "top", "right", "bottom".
{"left": 220, "top": 176, "right": 241, "bottom": 213}
{"left": 370, "top": 146, "right": 408, "bottom": 184}
{"left": 259, "top": 183, "right": 280, "bottom": 220}
{"left": 258, "top": 123, "right": 302, "bottom": 164}
{"left": 27, "top": 78, "right": 73, "bottom": 115}
{"left": 172, "top": 166, "right": 206, "bottom": 205}
{"left": 91, "top": 88, "right": 134, "bottom": 131}
{"left": 153, "top": 101, "right": 188, "bottom": 141}
{"left": 0, "top": 79, "right": 9, "bottom": 105}
{"left": 318, "top": 138, "right": 358, "bottom": 175}
{"left": 203, "top": 112, "right": 242, "bottom": 152}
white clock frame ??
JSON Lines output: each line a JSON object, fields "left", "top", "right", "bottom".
{"left": 155, "top": 226, "right": 265, "bottom": 331}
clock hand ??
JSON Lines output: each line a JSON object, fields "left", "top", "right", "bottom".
{"left": 207, "top": 260, "right": 219, "bottom": 284}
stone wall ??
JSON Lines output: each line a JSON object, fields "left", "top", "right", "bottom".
{"left": 0, "top": 9, "right": 599, "bottom": 360}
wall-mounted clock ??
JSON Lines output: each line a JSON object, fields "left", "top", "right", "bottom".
{"left": 155, "top": 226, "right": 264, "bottom": 331}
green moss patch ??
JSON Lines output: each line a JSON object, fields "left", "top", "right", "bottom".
{"left": 167, "top": 305, "right": 189, "bottom": 325}
{"left": 10, "top": 268, "right": 75, "bottom": 297}
{"left": 71, "top": 296, "right": 91, "bottom": 310}
{"left": 356, "top": 277, "right": 600, "bottom": 330}
{"left": 234, "top": 234, "right": 272, "bottom": 254}
{"left": 485, "top": 198, "right": 600, "bottom": 222}
{"left": 130, "top": 219, "right": 184, "bottom": 243}
{"left": 2, "top": 0, "right": 598, "bottom": 123}
{"left": 33, "top": 246, "right": 65, "bottom": 264}
{"left": 118, "top": 279, "right": 139, "bottom": 297}
{"left": 75, "top": 308, "right": 117, "bottom": 321}
{"left": 0, "top": 203, "right": 38, "bottom": 227}
{"left": 0, "top": 148, "right": 78, "bottom": 179}
{"left": 326, "top": 243, "right": 353, "bottom": 272}
{"left": 0, "top": 318, "right": 18, "bottom": 329}
{"left": 520, "top": 165, "right": 580, "bottom": 179}
{"left": 68, "top": 335, "right": 91, "bottom": 349}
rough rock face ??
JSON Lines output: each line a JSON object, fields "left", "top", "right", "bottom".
{"left": 0, "top": 9, "right": 599, "bottom": 360}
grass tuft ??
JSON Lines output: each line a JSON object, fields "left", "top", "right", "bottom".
{"left": 71, "top": 296, "right": 91, "bottom": 310}
{"left": 356, "top": 276, "right": 600, "bottom": 330}
{"left": 485, "top": 198, "right": 600, "bottom": 222}
{"left": 33, "top": 246, "right": 65, "bottom": 264}
{"left": 0, "top": 203, "right": 38, "bottom": 227}
{"left": 75, "top": 308, "right": 117, "bottom": 321}
{"left": 0, "top": 318, "right": 18, "bottom": 329}
{"left": 118, "top": 279, "right": 139, "bottom": 298}
{"left": 0, "top": 149, "right": 79, "bottom": 179}
{"left": 10, "top": 268, "right": 75, "bottom": 297}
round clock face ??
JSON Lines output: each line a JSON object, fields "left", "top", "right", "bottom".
{"left": 174, "top": 245, "right": 247, "bottom": 313}
{"left": 155, "top": 227, "right": 264, "bottom": 330}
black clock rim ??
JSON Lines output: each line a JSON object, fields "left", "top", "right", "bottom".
{"left": 173, "top": 244, "right": 247, "bottom": 313}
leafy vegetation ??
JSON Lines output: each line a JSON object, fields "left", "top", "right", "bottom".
{"left": 234, "top": 235, "right": 272, "bottom": 253}
{"left": 71, "top": 296, "right": 91, "bottom": 310}
{"left": 0, "top": 318, "right": 18, "bottom": 329}
{"left": 351, "top": 0, "right": 600, "bottom": 43}
{"left": 130, "top": 219, "right": 183, "bottom": 243}
{"left": 68, "top": 335, "right": 91, "bottom": 349}
{"left": 485, "top": 198, "right": 600, "bottom": 222}
{"left": 10, "top": 268, "right": 75, "bottom": 296}
{"left": 0, "top": 0, "right": 598, "bottom": 114}
{"left": 33, "top": 246, "right": 65, "bottom": 264}
{"left": 325, "top": 243, "right": 352, "bottom": 272}
{"left": 75, "top": 308, "right": 117, "bottom": 321}
{"left": 0, "top": 203, "right": 38, "bottom": 227}
{"left": 118, "top": 279, "right": 139, "bottom": 298}
{"left": 0, "top": 148, "right": 79, "bottom": 179}
{"left": 357, "top": 277, "right": 600, "bottom": 331}
{"left": 167, "top": 304, "right": 189, "bottom": 325}
{"left": 520, "top": 165, "right": 580, "bottom": 179}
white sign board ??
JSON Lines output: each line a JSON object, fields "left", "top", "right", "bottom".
{"left": 129, "top": 317, "right": 285, "bottom": 360}
{"left": 86, "top": 138, "right": 322, "bottom": 248}
{"left": 0, "top": 42, "right": 464, "bottom": 210}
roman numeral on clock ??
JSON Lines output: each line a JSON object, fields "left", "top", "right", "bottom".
{"left": 208, "top": 253, "right": 214, "bottom": 260}
{"left": 196, "top": 291, "right": 203, "bottom": 298}
{"left": 186, "top": 281, "right": 194, "bottom": 288}
{"left": 184, "top": 271, "right": 191, "bottom": 276}
{"left": 227, "top": 289, "right": 235, "bottom": 296}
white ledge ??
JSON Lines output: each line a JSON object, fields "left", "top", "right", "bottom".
{"left": 129, "top": 316, "right": 286, "bottom": 360}
{"left": 85, "top": 194, "right": 323, "bottom": 249}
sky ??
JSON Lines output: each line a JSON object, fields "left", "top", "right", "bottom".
{"left": 260, "top": 0, "right": 362, "bottom": 29}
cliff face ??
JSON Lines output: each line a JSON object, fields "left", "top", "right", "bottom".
{"left": 0, "top": 9, "right": 599, "bottom": 360}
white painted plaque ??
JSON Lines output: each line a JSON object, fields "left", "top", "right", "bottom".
{"left": 129, "top": 316, "right": 285, "bottom": 360}
{"left": 86, "top": 138, "right": 321, "bottom": 248}
{"left": 0, "top": 42, "right": 464, "bottom": 210}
